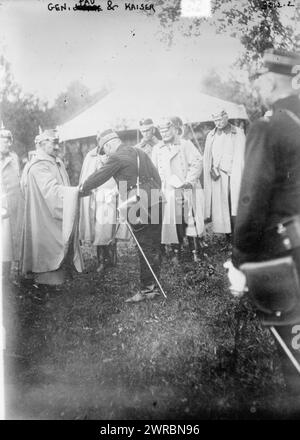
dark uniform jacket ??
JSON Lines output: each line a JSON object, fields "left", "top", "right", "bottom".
{"left": 81, "top": 144, "right": 162, "bottom": 206}
{"left": 135, "top": 136, "right": 159, "bottom": 158}
{"left": 232, "top": 95, "right": 300, "bottom": 267}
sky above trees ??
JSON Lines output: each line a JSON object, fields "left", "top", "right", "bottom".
{"left": 0, "top": 0, "right": 299, "bottom": 155}
{"left": 0, "top": 0, "right": 248, "bottom": 103}
{"left": 1, "top": 0, "right": 298, "bottom": 104}
{"left": 1, "top": 0, "right": 299, "bottom": 105}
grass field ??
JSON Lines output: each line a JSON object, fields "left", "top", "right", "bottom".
{"left": 3, "top": 231, "right": 298, "bottom": 420}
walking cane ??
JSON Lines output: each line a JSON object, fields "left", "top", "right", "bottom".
{"left": 117, "top": 197, "right": 167, "bottom": 299}
{"left": 188, "top": 203, "right": 201, "bottom": 263}
{"left": 124, "top": 220, "right": 167, "bottom": 299}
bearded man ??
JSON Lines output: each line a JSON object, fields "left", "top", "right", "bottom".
{"left": 20, "top": 128, "right": 83, "bottom": 287}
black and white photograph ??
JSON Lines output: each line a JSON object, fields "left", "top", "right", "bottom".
{"left": 0, "top": 0, "right": 300, "bottom": 422}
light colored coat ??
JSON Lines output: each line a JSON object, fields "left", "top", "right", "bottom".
{"left": 203, "top": 124, "right": 245, "bottom": 233}
{"left": 79, "top": 148, "right": 118, "bottom": 245}
{"left": 152, "top": 138, "right": 204, "bottom": 244}
{"left": 1, "top": 152, "right": 23, "bottom": 262}
{"left": 20, "top": 150, "right": 83, "bottom": 274}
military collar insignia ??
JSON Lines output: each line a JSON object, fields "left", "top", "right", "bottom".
{"left": 211, "top": 123, "right": 237, "bottom": 136}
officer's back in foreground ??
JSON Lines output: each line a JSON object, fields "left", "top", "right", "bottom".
{"left": 232, "top": 83, "right": 300, "bottom": 264}
{"left": 229, "top": 49, "right": 300, "bottom": 403}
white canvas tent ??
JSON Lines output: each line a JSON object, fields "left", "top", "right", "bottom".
{"left": 58, "top": 87, "right": 248, "bottom": 142}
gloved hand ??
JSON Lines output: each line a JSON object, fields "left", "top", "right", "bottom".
{"left": 181, "top": 182, "right": 193, "bottom": 190}
{"left": 224, "top": 260, "right": 248, "bottom": 298}
{"left": 78, "top": 184, "right": 91, "bottom": 198}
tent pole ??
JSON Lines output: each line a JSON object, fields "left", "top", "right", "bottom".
{"left": 188, "top": 122, "right": 202, "bottom": 153}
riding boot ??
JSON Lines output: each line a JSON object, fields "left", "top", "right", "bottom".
{"left": 96, "top": 246, "right": 105, "bottom": 274}
{"left": 109, "top": 241, "right": 117, "bottom": 267}
{"left": 171, "top": 244, "right": 181, "bottom": 265}
{"left": 103, "top": 242, "right": 117, "bottom": 268}
{"left": 187, "top": 236, "right": 201, "bottom": 262}
{"left": 160, "top": 244, "right": 166, "bottom": 258}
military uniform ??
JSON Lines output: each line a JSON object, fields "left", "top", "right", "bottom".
{"left": 20, "top": 130, "right": 83, "bottom": 285}
{"left": 204, "top": 121, "right": 245, "bottom": 235}
{"left": 81, "top": 143, "right": 163, "bottom": 291}
{"left": 0, "top": 126, "right": 23, "bottom": 282}
{"left": 1, "top": 152, "right": 23, "bottom": 263}
{"left": 232, "top": 94, "right": 300, "bottom": 396}
{"left": 136, "top": 135, "right": 159, "bottom": 158}
{"left": 136, "top": 117, "right": 160, "bottom": 159}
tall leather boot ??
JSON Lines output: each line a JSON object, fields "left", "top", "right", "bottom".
{"left": 187, "top": 237, "right": 201, "bottom": 262}
{"left": 96, "top": 246, "right": 105, "bottom": 274}
{"left": 171, "top": 244, "right": 181, "bottom": 265}
{"left": 103, "top": 242, "right": 117, "bottom": 268}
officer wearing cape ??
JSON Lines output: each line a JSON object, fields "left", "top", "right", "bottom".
{"left": 0, "top": 123, "right": 23, "bottom": 283}
{"left": 20, "top": 128, "right": 83, "bottom": 287}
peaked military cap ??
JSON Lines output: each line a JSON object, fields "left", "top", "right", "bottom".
{"left": 211, "top": 108, "right": 228, "bottom": 120}
{"left": 158, "top": 116, "right": 183, "bottom": 131}
{"left": 139, "top": 118, "right": 154, "bottom": 130}
{"left": 257, "top": 48, "right": 300, "bottom": 77}
{"left": 97, "top": 129, "right": 120, "bottom": 150}
{"left": 35, "top": 128, "right": 59, "bottom": 144}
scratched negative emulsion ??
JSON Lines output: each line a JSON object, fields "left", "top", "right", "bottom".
{"left": 180, "top": 0, "right": 212, "bottom": 18}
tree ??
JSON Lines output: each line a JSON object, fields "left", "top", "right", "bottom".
{"left": 50, "top": 80, "right": 108, "bottom": 126}
{"left": 153, "top": 0, "right": 300, "bottom": 64}
{"left": 151, "top": 0, "right": 300, "bottom": 119}
{"left": 0, "top": 55, "right": 55, "bottom": 157}
{"left": 210, "top": 0, "right": 299, "bottom": 65}
{"left": 200, "top": 68, "right": 264, "bottom": 121}
{"left": 0, "top": 57, "right": 105, "bottom": 157}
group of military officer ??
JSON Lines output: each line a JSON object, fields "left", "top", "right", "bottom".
{"left": 1, "top": 106, "right": 246, "bottom": 302}
{"left": 2, "top": 47, "right": 300, "bottom": 400}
